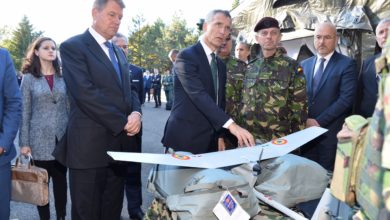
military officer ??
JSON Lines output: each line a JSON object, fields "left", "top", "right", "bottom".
{"left": 238, "top": 17, "right": 308, "bottom": 143}
{"left": 162, "top": 69, "right": 174, "bottom": 110}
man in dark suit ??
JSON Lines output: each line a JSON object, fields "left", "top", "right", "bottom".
{"left": 300, "top": 22, "right": 357, "bottom": 171}
{"left": 0, "top": 48, "right": 22, "bottom": 220}
{"left": 56, "top": 1, "right": 142, "bottom": 219}
{"left": 162, "top": 10, "right": 254, "bottom": 154}
{"left": 112, "top": 32, "right": 144, "bottom": 220}
{"left": 356, "top": 18, "right": 390, "bottom": 118}
{"left": 143, "top": 71, "right": 152, "bottom": 102}
{"left": 151, "top": 70, "right": 162, "bottom": 107}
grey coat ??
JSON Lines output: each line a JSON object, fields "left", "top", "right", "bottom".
{"left": 19, "top": 73, "right": 69, "bottom": 160}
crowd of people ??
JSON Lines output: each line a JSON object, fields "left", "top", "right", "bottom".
{"left": 0, "top": 0, "right": 389, "bottom": 219}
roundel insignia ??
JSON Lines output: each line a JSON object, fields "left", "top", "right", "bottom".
{"left": 172, "top": 153, "right": 191, "bottom": 160}
{"left": 272, "top": 139, "right": 288, "bottom": 145}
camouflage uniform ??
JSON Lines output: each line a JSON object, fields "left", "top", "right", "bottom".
{"left": 239, "top": 49, "right": 308, "bottom": 143}
{"left": 353, "top": 35, "right": 390, "bottom": 220}
{"left": 224, "top": 56, "right": 248, "bottom": 125}
{"left": 162, "top": 73, "right": 174, "bottom": 110}
{"left": 145, "top": 199, "right": 173, "bottom": 220}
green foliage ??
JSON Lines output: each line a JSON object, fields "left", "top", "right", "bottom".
{"left": 1, "top": 15, "right": 43, "bottom": 71}
{"left": 232, "top": 0, "right": 240, "bottom": 10}
{"left": 128, "top": 13, "right": 198, "bottom": 72}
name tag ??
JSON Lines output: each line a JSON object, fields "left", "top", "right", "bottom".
{"left": 132, "top": 79, "right": 140, "bottom": 82}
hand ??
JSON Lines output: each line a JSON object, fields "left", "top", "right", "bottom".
{"left": 306, "top": 118, "right": 320, "bottom": 127}
{"left": 124, "top": 112, "right": 141, "bottom": 136}
{"left": 218, "top": 137, "right": 226, "bottom": 151}
{"left": 0, "top": 147, "right": 4, "bottom": 155}
{"left": 228, "top": 123, "right": 255, "bottom": 147}
{"left": 20, "top": 146, "right": 32, "bottom": 155}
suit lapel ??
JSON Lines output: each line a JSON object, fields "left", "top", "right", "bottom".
{"left": 314, "top": 53, "right": 337, "bottom": 97}
{"left": 84, "top": 31, "right": 123, "bottom": 88}
{"left": 305, "top": 57, "right": 316, "bottom": 98}
{"left": 195, "top": 42, "right": 216, "bottom": 101}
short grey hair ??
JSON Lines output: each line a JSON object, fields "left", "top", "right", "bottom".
{"left": 93, "top": 0, "right": 125, "bottom": 11}
{"left": 112, "top": 32, "right": 128, "bottom": 44}
{"left": 205, "top": 10, "right": 231, "bottom": 23}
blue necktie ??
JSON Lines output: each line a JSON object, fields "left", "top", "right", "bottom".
{"left": 312, "top": 57, "right": 325, "bottom": 94}
{"left": 104, "top": 41, "right": 122, "bottom": 84}
{"left": 210, "top": 53, "right": 218, "bottom": 97}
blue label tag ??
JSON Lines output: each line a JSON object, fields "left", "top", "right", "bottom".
{"left": 222, "top": 193, "right": 237, "bottom": 215}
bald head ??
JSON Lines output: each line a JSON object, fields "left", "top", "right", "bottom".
{"left": 314, "top": 22, "right": 338, "bottom": 57}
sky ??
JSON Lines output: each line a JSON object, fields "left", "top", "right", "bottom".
{"left": 0, "top": 0, "right": 235, "bottom": 44}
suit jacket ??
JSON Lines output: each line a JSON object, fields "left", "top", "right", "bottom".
{"left": 55, "top": 30, "right": 141, "bottom": 169}
{"left": 0, "top": 48, "right": 22, "bottom": 166}
{"left": 129, "top": 64, "right": 144, "bottom": 104}
{"left": 144, "top": 75, "right": 152, "bottom": 90}
{"left": 301, "top": 51, "right": 357, "bottom": 148}
{"left": 356, "top": 53, "right": 381, "bottom": 118}
{"left": 19, "top": 74, "right": 69, "bottom": 161}
{"left": 162, "top": 42, "right": 229, "bottom": 154}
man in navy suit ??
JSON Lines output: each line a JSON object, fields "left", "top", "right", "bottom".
{"left": 162, "top": 10, "right": 254, "bottom": 154}
{"left": 0, "top": 48, "right": 22, "bottom": 220}
{"left": 356, "top": 18, "right": 390, "bottom": 118}
{"left": 300, "top": 22, "right": 357, "bottom": 171}
{"left": 113, "top": 32, "right": 144, "bottom": 220}
{"left": 55, "top": 1, "right": 142, "bottom": 219}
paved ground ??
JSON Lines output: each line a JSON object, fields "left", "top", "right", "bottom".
{"left": 10, "top": 98, "right": 171, "bottom": 220}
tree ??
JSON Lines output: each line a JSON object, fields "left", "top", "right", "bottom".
{"left": 0, "top": 25, "right": 12, "bottom": 44}
{"left": 232, "top": 0, "right": 240, "bottom": 10}
{"left": 127, "top": 14, "right": 198, "bottom": 72}
{"left": 2, "top": 15, "right": 43, "bottom": 71}
{"left": 128, "top": 14, "right": 146, "bottom": 66}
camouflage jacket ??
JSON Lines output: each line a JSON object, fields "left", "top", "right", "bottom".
{"left": 240, "top": 49, "right": 308, "bottom": 143}
{"left": 223, "top": 56, "right": 248, "bottom": 124}
{"left": 162, "top": 74, "right": 174, "bottom": 90}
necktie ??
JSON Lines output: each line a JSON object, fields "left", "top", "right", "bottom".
{"left": 210, "top": 53, "right": 218, "bottom": 97}
{"left": 104, "top": 41, "right": 122, "bottom": 84}
{"left": 312, "top": 57, "right": 325, "bottom": 94}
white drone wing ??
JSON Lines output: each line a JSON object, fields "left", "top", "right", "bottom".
{"left": 107, "top": 126, "right": 327, "bottom": 169}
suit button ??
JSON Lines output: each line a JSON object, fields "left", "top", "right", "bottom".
{"left": 311, "top": 101, "right": 315, "bottom": 105}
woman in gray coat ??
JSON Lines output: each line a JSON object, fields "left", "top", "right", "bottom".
{"left": 19, "top": 37, "right": 68, "bottom": 220}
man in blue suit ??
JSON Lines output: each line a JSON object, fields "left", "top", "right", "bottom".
{"left": 356, "top": 18, "right": 390, "bottom": 118}
{"left": 0, "top": 48, "right": 22, "bottom": 219}
{"left": 55, "top": 1, "right": 142, "bottom": 219}
{"left": 162, "top": 10, "right": 255, "bottom": 154}
{"left": 113, "top": 32, "right": 145, "bottom": 220}
{"left": 300, "top": 22, "right": 357, "bottom": 171}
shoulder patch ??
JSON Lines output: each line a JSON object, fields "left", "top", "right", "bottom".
{"left": 297, "top": 66, "right": 303, "bottom": 75}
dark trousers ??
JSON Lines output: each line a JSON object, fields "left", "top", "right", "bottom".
{"left": 300, "top": 138, "right": 337, "bottom": 172}
{"left": 153, "top": 87, "right": 161, "bottom": 106}
{"left": 144, "top": 88, "right": 151, "bottom": 102}
{"left": 125, "top": 134, "right": 142, "bottom": 214}
{"left": 0, "top": 162, "right": 11, "bottom": 220}
{"left": 69, "top": 164, "right": 125, "bottom": 220}
{"left": 34, "top": 160, "right": 67, "bottom": 220}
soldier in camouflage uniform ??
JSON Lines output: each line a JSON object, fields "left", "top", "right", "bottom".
{"left": 162, "top": 70, "right": 174, "bottom": 110}
{"left": 353, "top": 28, "right": 390, "bottom": 220}
{"left": 238, "top": 17, "right": 308, "bottom": 143}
